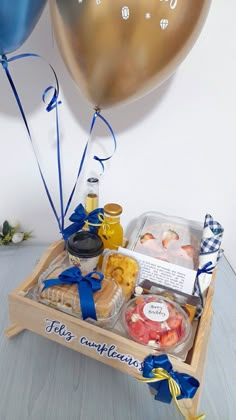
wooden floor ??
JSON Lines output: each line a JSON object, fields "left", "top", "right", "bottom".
{"left": 0, "top": 244, "right": 235, "bottom": 420}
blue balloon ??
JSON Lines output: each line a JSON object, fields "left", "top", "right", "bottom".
{"left": 0, "top": 0, "right": 47, "bottom": 55}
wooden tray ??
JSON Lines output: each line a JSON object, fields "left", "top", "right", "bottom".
{"left": 5, "top": 240, "right": 214, "bottom": 419}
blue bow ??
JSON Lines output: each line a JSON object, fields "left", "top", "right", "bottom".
{"left": 42, "top": 266, "right": 103, "bottom": 320}
{"left": 62, "top": 203, "right": 104, "bottom": 240}
{"left": 194, "top": 261, "right": 215, "bottom": 308}
{"left": 197, "top": 261, "right": 215, "bottom": 277}
{"left": 142, "top": 355, "right": 200, "bottom": 404}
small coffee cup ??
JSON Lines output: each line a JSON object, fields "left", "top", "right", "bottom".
{"left": 66, "top": 230, "right": 104, "bottom": 272}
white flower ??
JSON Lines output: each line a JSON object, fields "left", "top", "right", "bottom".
{"left": 12, "top": 232, "right": 24, "bottom": 244}
{"left": 8, "top": 219, "right": 20, "bottom": 228}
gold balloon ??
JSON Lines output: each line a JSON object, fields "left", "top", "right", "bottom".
{"left": 50, "top": 0, "right": 211, "bottom": 109}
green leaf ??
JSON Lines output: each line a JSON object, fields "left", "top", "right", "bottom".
{"left": 2, "top": 220, "right": 10, "bottom": 236}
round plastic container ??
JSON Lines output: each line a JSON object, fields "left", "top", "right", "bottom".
{"left": 66, "top": 231, "right": 104, "bottom": 271}
{"left": 123, "top": 295, "right": 192, "bottom": 352}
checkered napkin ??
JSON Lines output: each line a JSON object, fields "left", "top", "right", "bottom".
{"left": 194, "top": 214, "right": 224, "bottom": 318}
{"left": 200, "top": 214, "right": 224, "bottom": 257}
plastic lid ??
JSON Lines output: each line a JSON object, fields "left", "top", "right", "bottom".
{"left": 104, "top": 203, "right": 123, "bottom": 216}
{"left": 123, "top": 295, "right": 191, "bottom": 351}
{"left": 67, "top": 231, "right": 104, "bottom": 258}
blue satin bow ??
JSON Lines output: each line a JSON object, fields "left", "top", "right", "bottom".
{"left": 42, "top": 266, "right": 104, "bottom": 321}
{"left": 142, "top": 355, "right": 200, "bottom": 404}
{"left": 62, "top": 203, "right": 104, "bottom": 240}
{"left": 197, "top": 261, "right": 214, "bottom": 277}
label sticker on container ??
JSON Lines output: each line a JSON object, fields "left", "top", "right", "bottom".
{"left": 143, "top": 302, "right": 169, "bottom": 322}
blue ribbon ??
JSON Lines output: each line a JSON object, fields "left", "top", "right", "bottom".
{"left": 142, "top": 355, "right": 200, "bottom": 404}
{"left": 196, "top": 261, "right": 214, "bottom": 277}
{"left": 63, "top": 110, "right": 117, "bottom": 218}
{"left": 195, "top": 261, "right": 215, "bottom": 307}
{"left": 0, "top": 53, "right": 64, "bottom": 233}
{"left": 42, "top": 266, "right": 104, "bottom": 321}
{"left": 1, "top": 54, "right": 117, "bottom": 236}
{"left": 62, "top": 203, "right": 104, "bottom": 240}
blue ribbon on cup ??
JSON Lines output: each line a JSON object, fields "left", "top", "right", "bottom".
{"left": 42, "top": 266, "right": 104, "bottom": 321}
{"left": 139, "top": 355, "right": 204, "bottom": 419}
{"left": 62, "top": 203, "right": 104, "bottom": 240}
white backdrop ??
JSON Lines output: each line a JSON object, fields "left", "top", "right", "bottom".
{"left": 0, "top": 1, "right": 235, "bottom": 270}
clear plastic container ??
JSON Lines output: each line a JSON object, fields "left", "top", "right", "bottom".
{"left": 127, "top": 211, "right": 202, "bottom": 270}
{"left": 102, "top": 250, "right": 140, "bottom": 298}
{"left": 123, "top": 294, "right": 192, "bottom": 355}
{"left": 37, "top": 254, "right": 125, "bottom": 328}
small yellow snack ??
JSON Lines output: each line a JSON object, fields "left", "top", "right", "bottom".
{"left": 103, "top": 252, "right": 139, "bottom": 298}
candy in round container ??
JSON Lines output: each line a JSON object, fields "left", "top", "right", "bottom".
{"left": 123, "top": 295, "right": 192, "bottom": 352}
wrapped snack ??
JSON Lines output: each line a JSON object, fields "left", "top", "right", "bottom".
{"left": 38, "top": 256, "right": 125, "bottom": 328}
{"left": 193, "top": 214, "right": 224, "bottom": 317}
{"left": 197, "top": 214, "right": 224, "bottom": 294}
{"left": 102, "top": 251, "right": 139, "bottom": 298}
{"left": 123, "top": 295, "right": 192, "bottom": 356}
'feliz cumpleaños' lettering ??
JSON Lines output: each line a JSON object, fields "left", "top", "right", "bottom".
{"left": 45, "top": 319, "right": 76, "bottom": 342}
{"left": 80, "top": 336, "right": 143, "bottom": 372}
{"left": 43, "top": 321, "right": 143, "bottom": 372}
{"left": 160, "top": 0, "right": 178, "bottom": 10}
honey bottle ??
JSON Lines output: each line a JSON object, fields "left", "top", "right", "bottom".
{"left": 98, "top": 203, "right": 124, "bottom": 250}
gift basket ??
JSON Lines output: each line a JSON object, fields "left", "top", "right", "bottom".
{"left": 5, "top": 199, "right": 224, "bottom": 420}
{"left": 2, "top": 2, "right": 216, "bottom": 419}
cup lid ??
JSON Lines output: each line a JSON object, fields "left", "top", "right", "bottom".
{"left": 104, "top": 203, "right": 123, "bottom": 216}
{"left": 67, "top": 231, "right": 104, "bottom": 258}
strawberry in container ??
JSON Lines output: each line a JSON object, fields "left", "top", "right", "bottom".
{"left": 123, "top": 295, "right": 192, "bottom": 354}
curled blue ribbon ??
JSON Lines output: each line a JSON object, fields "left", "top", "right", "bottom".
{"left": 42, "top": 266, "right": 103, "bottom": 321}
{"left": 1, "top": 53, "right": 117, "bottom": 236}
{"left": 143, "top": 355, "right": 200, "bottom": 404}
{"left": 62, "top": 203, "right": 104, "bottom": 240}
{"left": 0, "top": 52, "right": 64, "bottom": 233}
{"left": 63, "top": 110, "right": 117, "bottom": 217}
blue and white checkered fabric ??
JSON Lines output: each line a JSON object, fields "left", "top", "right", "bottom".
{"left": 204, "top": 214, "right": 224, "bottom": 236}
{"left": 200, "top": 236, "right": 223, "bottom": 254}
{"left": 194, "top": 214, "right": 224, "bottom": 318}
{"left": 200, "top": 213, "right": 224, "bottom": 255}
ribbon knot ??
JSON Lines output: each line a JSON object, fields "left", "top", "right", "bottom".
{"left": 139, "top": 355, "right": 205, "bottom": 420}
{"left": 197, "top": 261, "right": 215, "bottom": 277}
{"left": 42, "top": 266, "right": 103, "bottom": 320}
{"left": 0, "top": 55, "right": 8, "bottom": 69}
{"left": 62, "top": 203, "right": 104, "bottom": 240}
